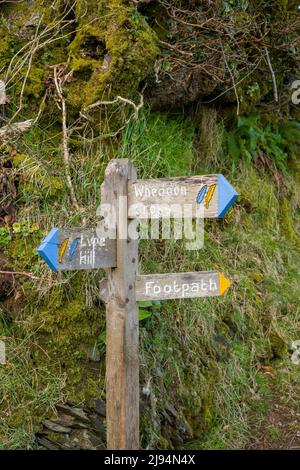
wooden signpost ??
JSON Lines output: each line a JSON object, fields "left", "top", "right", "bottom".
{"left": 38, "top": 159, "right": 238, "bottom": 450}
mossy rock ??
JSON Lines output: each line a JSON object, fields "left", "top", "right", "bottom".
{"left": 269, "top": 328, "right": 287, "bottom": 360}
{"left": 67, "top": 0, "right": 158, "bottom": 111}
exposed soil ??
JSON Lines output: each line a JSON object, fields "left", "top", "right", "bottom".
{"left": 246, "top": 386, "right": 300, "bottom": 450}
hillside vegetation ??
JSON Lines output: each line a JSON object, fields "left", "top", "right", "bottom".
{"left": 0, "top": 0, "right": 299, "bottom": 449}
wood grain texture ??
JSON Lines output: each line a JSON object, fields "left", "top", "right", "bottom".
{"left": 56, "top": 229, "right": 116, "bottom": 271}
{"left": 103, "top": 159, "right": 139, "bottom": 450}
{"left": 135, "top": 271, "right": 221, "bottom": 300}
{"left": 99, "top": 278, "right": 109, "bottom": 303}
{"left": 128, "top": 175, "right": 218, "bottom": 219}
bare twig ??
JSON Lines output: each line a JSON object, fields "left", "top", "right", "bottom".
{"left": 201, "top": 58, "right": 263, "bottom": 105}
{"left": 9, "top": 15, "right": 43, "bottom": 123}
{"left": 167, "top": 12, "right": 218, "bottom": 30}
{"left": 84, "top": 93, "right": 144, "bottom": 122}
{"left": 5, "top": 5, "right": 76, "bottom": 85}
{"left": 5, "top": 8, "right": 110, "bottom": 88}
{"left": 159, "top": 40, "right": 193, "bottom": 57}
{"left": 264, "top": 46, "right": 278, "bottom": 103}
{"left": 221, "top": 42, "right": 240, "bottom": 116}
{"left": 53, "top": 64, "right": 80, "bottom": 211}
{"left": 33, "top": 91, "right": 48, "bottom": 124}
{"left": 0, "top": 270, "right": 41, "bottom": 281}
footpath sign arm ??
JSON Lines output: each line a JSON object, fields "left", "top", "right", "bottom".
{"left": 135, "top": 271, "right": 231, "bottom": 300}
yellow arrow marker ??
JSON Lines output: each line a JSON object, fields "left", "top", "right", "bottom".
{"left": 219, "top": 273, "right": 231, "bottom": 295}
{"left": 58, "top": 238, "right": 69, "bottom": 264}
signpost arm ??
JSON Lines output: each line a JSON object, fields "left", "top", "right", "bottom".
{"left": 102, "top": 159, "right": 139, "bottom": 450}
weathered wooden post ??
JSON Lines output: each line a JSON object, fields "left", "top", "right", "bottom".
{"left": 101, "top": 160, "right": 139, "bottom": 450}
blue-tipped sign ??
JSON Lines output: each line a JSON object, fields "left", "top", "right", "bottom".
{"left": 217, "top": 174, "right": 239, "bottom": 218}
{"left": 128, "top": 174, "right": 238, "bottom": 219}
{"left": 38, "top": 228, "right": 116, "bottom": 272}
{"left": 37, "top": 227, "right": 59, "bottom": 271}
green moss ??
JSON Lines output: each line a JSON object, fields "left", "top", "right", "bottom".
{"left": 6, "top": 237, "right": 39, "bottom": 272}
{"left": 248, "top": 270, "right": 264, "bottom": 283}
{"left": 22, "top": 66, "right": 45, "bottom": 99}
{"left": 67, "top": 0, "right": 158, "bottom": 110}
{"left": 3, "top": 223, "right": 105, "bottom": 406}
{"left": 0, "top": 34, "right": 10, "bottom": 69}
{"left": 29, "top": 273, "right": 106, "bottom": 403}
{"left": 46, "top": 432, "right": 64, "bottom": 444}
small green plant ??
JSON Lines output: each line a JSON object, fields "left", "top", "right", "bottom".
{"left": 0, "top": 227, "right": 11, "bottom": 246}
{"left": 12, "top": 221, "right": 40, "bottom": 237}
{"left": 279, "top": 120, "right": 300, "bottom": 153}
{"left": 266, "top": 425, "right": 281, "bottom": 442}
{"left": 223, "top": 0, "right": 250, "bottom": 13}
{"left": 226, "top": 115, "right": 300, "bottom": 170}
{"left": 138, "top": 300, "right": 161, "bottom": 320}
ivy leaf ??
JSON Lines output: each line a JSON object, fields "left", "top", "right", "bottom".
{"left": 139, "top": 309, "right": 152, "bottom": 321}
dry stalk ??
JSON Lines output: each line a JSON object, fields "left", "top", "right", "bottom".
{"left": 5, "top": 2, "right": 78, "bottom": 87}
{"left": 264, "top": 46, "right": 278, "bottom": 103}
{"left": 0, "top": 80, "right": 8, "bottom": 104}
{"left": 9, "top": 15, "right": 43, "bottom": 123}
{"left": 221, "top": 42, "right": 240, "bottom": 116}
{"left": 53, "top": 64, "right": 80, "bottom": 212}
